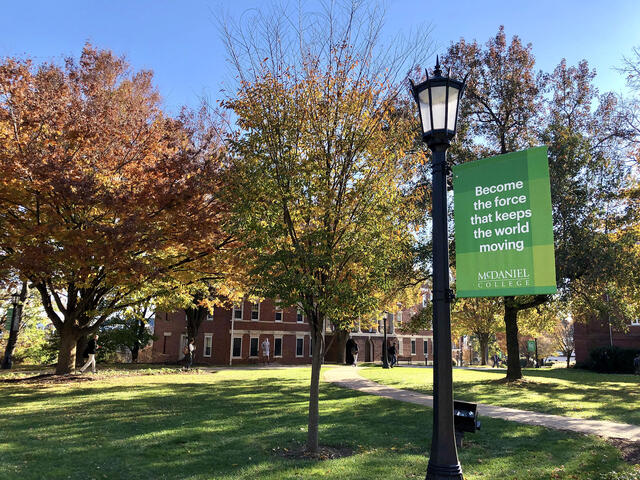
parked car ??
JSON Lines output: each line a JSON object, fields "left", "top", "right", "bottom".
{"left": 545, "top": 353, "right": 576, "bottom": 365}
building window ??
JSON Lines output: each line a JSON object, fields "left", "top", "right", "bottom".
{"left": 389, "top": 313, "right": 395, "bottom": 334}
{"left": 274, "top": 337, "right": 283, "bottom": 357}
{"left": 206, "top": 308, "right": 214, "bottom": 321}
{"left": 411, "top": 339, "right": 416, "bottom": 355}
{"left": 251, "top": 302, "right": 260, "bottom": 321}
{"left": 423, "top": 339, "right": 429, "bottom": 356}
{"left": 296, "top": 337, "right": 304, "bottom": 357}
{"left": 204, "top": 334, "right": 212, "bottom": 357}
{"left": 398, "top": 339, "right": 404, "bottom": 356}
{"left": 631, "top": 319, "right": 640, "bottom": 326}
{"left": 232, "top": 337, "right": 242, "bottom": 358}
{"left": 275, "top": 306, "right": 283, "bottom": 322}
{"left": 233, "top": 303, "right": 242, "bottom": 320}
{"left": 250, "top": 337, "right": 259, "bottom": 357}
{"left": 297, "top": 309, "right": 304, "bottom": 323}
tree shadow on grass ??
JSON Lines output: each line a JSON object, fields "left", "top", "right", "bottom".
{"left": 0, "top": 373, "right": 631, "bottom": 480}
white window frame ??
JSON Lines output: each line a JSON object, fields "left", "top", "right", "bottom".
{"left": 232, "top": 337, "right": 242, "bottom": 358}
{"left": 631, "top": 319, "right": 640, "bottom": 326}
{"left": 411, "top": 339, "right": 416, "bottom": 356}
{"left": 233, "top": 303, "right": 243, "bottom": 321}
{"left": 251, "top": 302, "right": 260, "bottom": 321}
{"left": 423, "top": 339, "right": 429, "bottom": 356}
{"left": 295, "top": 336, "right": 304, "bottom": 357}
{"left": 296, "top": 308, "right": 304, "bottom": 323}
{"left": 206, "top": 308, "right": 214, "bottom": 321}
{"left": 274, "top": 336, "right": 283, "bottom": 358}
{"left": 398, "top": 339, "right": 404, "bottom": 356}
{"left": 204, "top": 334, "right": 212, "bottom": 357}
{"left": 275, "top": 305, "right": 283, "bottom": 322}
{"left": 249, "top": 336, "right": 259, "bottom": 357}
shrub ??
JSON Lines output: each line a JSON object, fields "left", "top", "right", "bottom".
{"left": 600, "top": 470, "right": 640, "bottom": 480}
{"left": 587, "top": 346, "right": 640, "bottom": 374}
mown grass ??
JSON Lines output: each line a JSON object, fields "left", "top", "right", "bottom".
{"left": 359, "top": 365, "right": 640, "bottom": 425}
{"left": 0, "top": 366, "right": 635, "bottom": 479}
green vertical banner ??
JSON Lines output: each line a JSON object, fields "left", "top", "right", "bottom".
{"left": 453, "top": 147, "right": 557, "bottom": 298}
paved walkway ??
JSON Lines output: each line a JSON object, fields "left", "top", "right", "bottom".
{"left": 323, "top": 366, "right": 640, "bottom": 442}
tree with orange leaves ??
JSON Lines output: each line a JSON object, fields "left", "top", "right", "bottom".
{"left": 0, "top": 45, "right": 234, "bottom": 374}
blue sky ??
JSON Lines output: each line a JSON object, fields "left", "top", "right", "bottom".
{"left": 2, "top": 1, "right": 639, "bottom": 113}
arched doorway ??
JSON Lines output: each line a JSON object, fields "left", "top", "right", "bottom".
{"left": 365, "top": 338, "right": 373, "bottom": 362}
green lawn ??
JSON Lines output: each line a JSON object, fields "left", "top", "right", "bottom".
{"left": 0, "top": 366, "right": 636, "bottom": 479}
{"left": 359, "top": 366, "right": 640, "bottom": 425}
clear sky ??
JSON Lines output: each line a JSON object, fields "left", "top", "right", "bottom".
{"left": 2, "top": 0, "right": 639, "bottom": 113}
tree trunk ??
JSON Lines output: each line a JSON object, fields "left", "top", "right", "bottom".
{"left": 186, "top": 304, "right": 207, "bottom": 341}
{"left": 132, "top": 319, "right": 145, "bottom": 363}
{"left": 1, "top": 281, "right": 28, "bottom": 369}
{"left": 477, "top": 333, "right": 490, "bottom": 366}
{"left": 57, "top": 328, "right": 81, "bottom": 374}
{"left": 566, "top": 349, "right": 573, "bottom": 369}
{"left": 504, "top": 299, "right": 522, "bottom": 381}
{"left": 75, "top": 335, "right": 89, "bottom": 368}
{"left": 335, "top": 329, "right": 349, "bottom": 364}
{"left": 306, "top": 319, "right": 324, "bottom": 453}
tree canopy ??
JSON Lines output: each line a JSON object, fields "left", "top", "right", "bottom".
{"left": 0, "top": 45, "right": 234, "bottom": 373}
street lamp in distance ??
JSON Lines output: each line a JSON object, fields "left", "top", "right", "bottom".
{"left": 382, "top": 312, "right": 389, "bottom": 369}
{"left": 410, "top": 56, "right": 467, "bottom": 480}
{"left": 1, "top": 292, "right": 22, "bottom": 370}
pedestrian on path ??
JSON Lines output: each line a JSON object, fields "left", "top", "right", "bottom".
{"left": 79, "top": 334, "right": 99, "bottom": 374}
{"left": 346, "top": 338, "right": 358, "bottom": 366}
{"left": 388, "top": 342, "right": 397, "bottom": 367}
{"left": 261, "top": 338, "right": 270, "bottom": 365}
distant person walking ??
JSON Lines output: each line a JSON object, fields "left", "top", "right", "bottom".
{"left": 261, "top": 338, "right": 270, "bottom": 365}
{"left": 79, "top": 334, "right": 99, "bottom": 374}
{"left": 388, "top": 342, "right": 397, "bottom": 367}
{"left": 634, "top": 354, "right": 640, "bottom": 375}
{"left": 346, "top": 338, "right": 358, "bottom": 366}
{"left": 183, "top": 338, "right": 195, "bottom": 370}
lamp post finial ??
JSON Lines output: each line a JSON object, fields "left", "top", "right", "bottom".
{"left": 434, "top": 56, "right": 442, "bottom": 77}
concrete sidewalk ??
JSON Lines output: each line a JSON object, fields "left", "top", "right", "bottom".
{"left": 323, "top": 366, "right": 640, "bottom": 442}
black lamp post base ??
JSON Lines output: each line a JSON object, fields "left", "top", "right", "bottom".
{"left": 426, "top": 461, "right": 463, "bottom": 480}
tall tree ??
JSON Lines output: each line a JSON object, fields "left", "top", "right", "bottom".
{"left": 542, "top": 59, "right": 639, "bottom": 331}
{"left": 445, "top": 28, "right": 637, "bottom": 380}
{"left": 222, "top": 1, "right": 430, "bottom": 453}
{"left": 445, "top": 27, "right": 547, "bottom": 380}
{"left": 0, "top": 46, "right": 233, "bottom": 374}
{"left": 451, "top": 297, "right": 502, "bottom": 365}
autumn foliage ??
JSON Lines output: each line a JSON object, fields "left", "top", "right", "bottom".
{"left": 0, "top": 45, "right": 231, "bottom": 373}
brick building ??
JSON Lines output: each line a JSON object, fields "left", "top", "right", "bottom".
{"left": 151, "top": 298, "right": 435, "bottom": 366}
{"left": 574, "top": 315, "right": 640, "bottom": 363}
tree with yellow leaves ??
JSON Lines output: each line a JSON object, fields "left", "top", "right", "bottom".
{"left": 221, "top": 1, "right": 431, "bottom": 453}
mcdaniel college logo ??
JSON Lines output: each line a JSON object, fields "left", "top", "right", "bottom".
{"left": 476, "top": 268, "right": 530, "bottom": 289}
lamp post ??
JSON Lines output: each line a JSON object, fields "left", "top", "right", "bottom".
{"left": 410, "top": 57, "right": 467, "bottom": 480}
{"left": 382, "top": 313, "right": 389, "bottom": 369}
{"left": 1, "top": 292, "right": 22, "bottom": 370}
